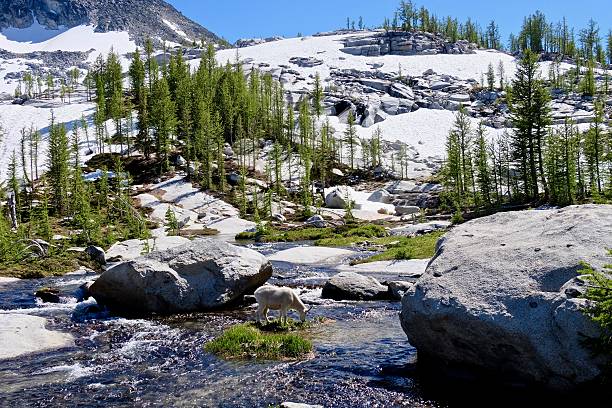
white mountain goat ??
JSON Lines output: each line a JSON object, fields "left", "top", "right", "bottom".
{"left": 254, "top": 285, "right": 312, "bottom": 324}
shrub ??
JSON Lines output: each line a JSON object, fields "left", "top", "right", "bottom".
{"left": 581, "top": 255, "right": 612, "bottom": 375}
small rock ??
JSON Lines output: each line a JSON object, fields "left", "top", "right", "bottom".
{"left": 281, "top": 403, "right": 323, "bottom": 408}
{"left": 368, "top": 189, "right": 393, "bottom": 204}
{"left": 331, "top": 168, "right": 344, "bottom": 177}
{"left": 325, "top": 185, "right": 356, "bottom": 209}
{"left": 395, "top": 203, "right": 421, "bottom": 216}
{"left": 35, "top": 287, "right": 61, "bottom": 303}
{"left": 85, "top": 246, "right": 106, "bottom": 265}
{"left": 272, "top": 213, "right": 287, "bottom": 223}
{"left": 305, "top": 215, "right": 327, "bottom": 228}
{"left": 388, "top": 281, "right": 414, "bottom": 300}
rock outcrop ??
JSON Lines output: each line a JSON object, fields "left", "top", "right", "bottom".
{"left": 400, "top": 205, "right": 612, "bottom": 390}
{"left": 341, "top": 31, "right": 476, "bottom": 57}
{"left": 90, "top": 238, "right": 272, "bottom": 314}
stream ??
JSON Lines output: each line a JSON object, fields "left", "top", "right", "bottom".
{"left": 0, "top": 242, "right": 441, "bottom": 408}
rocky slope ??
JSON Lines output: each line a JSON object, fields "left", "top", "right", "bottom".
{"left": 0, "top": 0, "right": 222, "bottom": 46}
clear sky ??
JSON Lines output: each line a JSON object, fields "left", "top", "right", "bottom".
{"left": 168, "top": 0, "right": 611, "bottom": 45}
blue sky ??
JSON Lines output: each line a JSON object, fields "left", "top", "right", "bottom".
{"left": 168, "top": 0, "right": 611, "bottom": 45}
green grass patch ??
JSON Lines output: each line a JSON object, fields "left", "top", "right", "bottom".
{"left": 235, "top": 223, "right": 387, "bottom": 245}
{"left": 352, "top": 231, "right": 444, "bottom": 264}
{"left": 236, "top": 227, "right": 334, "bottom": 242}
{"left": 0, "top": 252, "right": 100, "bottom": 279}
{"left": 205, "top": 322, "right": 313, "bottom": 360}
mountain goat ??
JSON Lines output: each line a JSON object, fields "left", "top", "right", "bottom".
{"left": 254, "top": 285, "right": 312, "bottom": 324}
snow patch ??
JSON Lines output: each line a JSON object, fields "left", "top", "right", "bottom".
{"left": 0, "top": 25, "right": 136, "bottom": 55}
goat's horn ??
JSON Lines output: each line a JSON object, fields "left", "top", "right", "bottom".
{"left": 306, "top": 304, "right": 313, "bottom": 313}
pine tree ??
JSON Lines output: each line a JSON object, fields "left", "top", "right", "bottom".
{"left": 47, "top": 120, "right": 70, "bottom": 214}
{"left": 584, "top": 101, "right": 605, "bottom": 194}
{"left": 150, "top": 76, "right": 176, "bottom": 173}
{"left": 7, "top": 151, "right": 20, "bottom": 218}
{"left": 312, "top": 73, "right": 323, "bottom": 117}
{"left": 343, "top": 111, "right": 358, "bottom": 169}
{"left": 35, "top": 190, "right": 53, "bottom": 241}
{"left": 165, "top": 207, "right": 180, "bottom": 236}
{"left": 214, "top": 111, "right": 226, "bottom": 192}
{"left": 581, "top": 60, "right": 596, "bottom": 97}
{"left": 475, "top": 122, "right": 492, "bottom": 206}
{"left": 487, "top": 63, "right": 496, "bottom": 91}
{"left": 510, "top": 50, "right": 551, "bottom": 201}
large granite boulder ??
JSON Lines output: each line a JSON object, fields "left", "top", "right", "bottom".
{"left": 322, "top": 272, "right": 389, "bottom": 301}
{"left": 400, "top": 205, "right": 612, "bottom": 390}
{"left": 90, "top": 239, "right": 272, "bottom": 314}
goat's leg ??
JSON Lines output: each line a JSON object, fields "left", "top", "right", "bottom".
{"left": 256, "top": 305, "right": 264, "bottom": 323}
{"left": 280, "top": 307, "right": 288, "bottom": 325}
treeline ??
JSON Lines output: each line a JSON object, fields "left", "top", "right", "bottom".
{"left": 442, "top": 50, "right": 611, "bottom": 215}
{"left": 377, "top": 1, "right": 612, "bottom": 64}
{"left": 381, "top": 0, "right": 502, "bottom": 50}
{"left": 509, "top": 12, "right": 612, "bottom": 64}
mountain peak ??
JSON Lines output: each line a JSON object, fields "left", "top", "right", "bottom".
{"left": 0, "top": 0, "right": 222, "bottom": 47}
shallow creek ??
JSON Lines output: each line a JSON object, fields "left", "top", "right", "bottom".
{"left": 0, "top": 242, "right": 441, "bottom": 407}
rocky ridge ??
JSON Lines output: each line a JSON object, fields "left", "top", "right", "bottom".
{"left": 0, "top": 0, "right": 222, "bottom": 46}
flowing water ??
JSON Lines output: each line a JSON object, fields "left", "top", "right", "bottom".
{"left": 0, "top": 243, "right": 441, "bottom": 408}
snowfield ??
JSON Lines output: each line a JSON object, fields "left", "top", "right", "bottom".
{"left": 215, "top": 32, "right": 518, "bottom": 88}
{"left": 0, "top": 102, "right": 96, "bottom": 176}
{"left": 0, "top": 24, "right": 136, "bottom": 55}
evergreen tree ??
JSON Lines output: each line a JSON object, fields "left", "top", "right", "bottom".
{"left": 312, "top": 73, "right": 324, "bottom": 117}
{"left": 343, "top": 111, "right": 358, "bottom": 169}
{"left": 475, "top": 122, "right": 493, "bottom": 206}
{"left": 47, "top": 120, "right": 70, "bottom": 214}
{"left": 150, "top": 77, "right": 176, "bottom": 173}
{"left": 509, "top": 50, "right": 551, "bottom": 201}
{"left": 487, "top": 63, "right": 495, "bottom": 91}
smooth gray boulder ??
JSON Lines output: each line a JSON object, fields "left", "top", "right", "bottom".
{"left": 90, "top": 239, "right": 272, "bottom": 314}
{"left": 394, "top": 202, "right": 420, "bottom": 215}
{"left": 325, "top": 186, "right": 355, "bottom": 209}
{"left": 368, "top": 189, "right": 394, "bottom": 204}
{"left": 322, "top": 272, "right": 389, "bottom": 301}
{"left": 400, "top": 205, "right": 612, "bottom": 390}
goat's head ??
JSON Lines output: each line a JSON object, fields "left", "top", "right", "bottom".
{"left": 299, "top": 304, "right": 313, "bottom": 322}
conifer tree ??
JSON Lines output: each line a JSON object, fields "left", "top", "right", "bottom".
{"left": 312, "top": 73, "right": 324, "bottom": 118}
{"left": 487, "top": 63, "right": 495, "bottom": 91}
{"left": 475, "top": 123, "right": 492, "bottom": 206}
{"left": 510, "top": 50, "right": 551, "bottom": 201}
{"left": 47, "top": 120, "right": 70, "bottom": 214}
{"left": 343, "top": 111, "right": 358, "bottom": 169}
{"left": 150, "top": 76, "right": 176, "bottom": 173}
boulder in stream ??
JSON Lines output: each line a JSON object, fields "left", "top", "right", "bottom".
{"left": 90, "top": 238, "right": 272, "bottom": 314}
{"left": 400, "top": 205, "right": 612, "bottom": 390}
{"left": 322, "top": 272, "right": 390, "bottom": 301}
